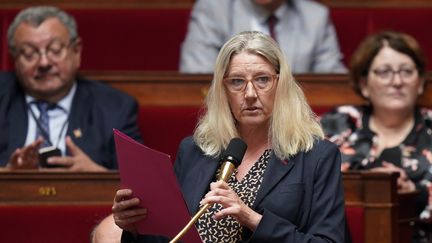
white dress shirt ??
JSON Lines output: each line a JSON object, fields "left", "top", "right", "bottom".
{"left": 24, "top": 83, "right": 77, "bottom": 155}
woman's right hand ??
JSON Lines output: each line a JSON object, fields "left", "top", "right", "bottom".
{"left": 112, "top": 189, "right": 148, "bottom": 234}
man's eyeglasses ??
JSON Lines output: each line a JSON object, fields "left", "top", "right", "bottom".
{"left": 13, "top": 40, "right": 75, "bottom": 66}
{"left": 371, "top": 67, "right": 418, "bottom": 84}
{"left": 224, "top": 74, "right": 278, "bottom": 93}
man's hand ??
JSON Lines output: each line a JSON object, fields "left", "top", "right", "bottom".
{"left": 45, "top": 136, "right": 107, "bottom": 172}
{"left": 6, "top": 137, "right": 43, "bottom": 170}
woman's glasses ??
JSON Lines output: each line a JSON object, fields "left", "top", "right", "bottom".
{"left": 371, "top": 66, "right": 418, "bottom": 85}
{"left": 224, "top": 74, "right": 278, "bottom": 93}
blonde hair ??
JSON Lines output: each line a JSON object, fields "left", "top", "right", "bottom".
{"left": 193, "top": 31, "right": 323, "bottom": 159}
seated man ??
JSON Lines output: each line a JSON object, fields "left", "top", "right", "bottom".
{"left": 180, "top": 0, "right": 347, "bottom": 74}
{"left": 0, "top": 6, "right": 142, "bottom": 171}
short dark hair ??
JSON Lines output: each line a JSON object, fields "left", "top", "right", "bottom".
{"left": 350, "top": 31, "right": 425, "bottom": 98}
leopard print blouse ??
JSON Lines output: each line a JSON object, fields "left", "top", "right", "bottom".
{"left": 196, "top": 149, "right": 271, "bottom": 243}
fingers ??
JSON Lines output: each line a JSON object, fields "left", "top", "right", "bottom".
{"left": 114, "top": 189, "right": 134, "bottom": 203}
{"left": 341, "top": 162, "right": 350, "bottom": 171}
{"left": 65, "top": 136, "right": 82, "bottom": 155}
{"left": 33, "top": 137, "right": 45, "bottom": 147}
{"left": 210, "top": 180, "right": 229, "bottom": 190}
{"left": 381, "top": 161, "right": 397, "bottom": 169}
{"left": 201, "top": 181, "right": 262, "bottom": 229}
{"left": 7, "top": 149, "right": 22, "bottom": 168}
{"left": 8, "top": 143, "right": 40, "bottom": 169}
{"left": 212, "top": 203, "right": 242, "bottom": 220}
{"left": 381, "top": 162, "right": 408, "bottom": 180}
{"left": 112, "top": 189, "right": 147, "bottom": 232}
{"left": 114, "top": 210, "right": 147, "bottom": 230}
{"left": 112, "top": 189, "right": 142, "bottom": 213}
{"left": 45, "top": 155, "right": 73, "bottom": 167}
{"left": 200, "top": 181, "right": 231, "bottom": 205}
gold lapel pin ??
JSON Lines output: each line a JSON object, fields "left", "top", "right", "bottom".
{"left": 73, "top": 128, "right": 82, "bottom": 138}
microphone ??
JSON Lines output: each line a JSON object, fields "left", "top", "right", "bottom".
{"left": 169, "top": 138, "right": 247, "bottom": 243}
{"left": 216, "top": 137, "right": 248, "bottom": 182}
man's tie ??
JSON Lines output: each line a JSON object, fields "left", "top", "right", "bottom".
{"left": 35, "top": 101, "right": 54, "bottom": 148}
{"left": 267, "top": 14, "right": 278, "bottom": 42}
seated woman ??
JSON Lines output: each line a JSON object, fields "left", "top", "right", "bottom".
{"left": 320, "top": 31, "right": 432, "bottom": 242}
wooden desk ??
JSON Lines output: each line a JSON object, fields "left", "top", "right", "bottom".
{"left": 344, "top": 171, "right": 418, "bottom": 243}
{"left": 0, "top": 170, "right": 418, "bottom": 243}
{"left": 0, "top": 171, "right": 120, "bottom": 243}
{"left": 0, "top": 171, "right": 119, "bottom": 205}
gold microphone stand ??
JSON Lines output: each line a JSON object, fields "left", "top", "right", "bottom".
{"left": 169, "top": 162, "right": 235, "bottom": 243}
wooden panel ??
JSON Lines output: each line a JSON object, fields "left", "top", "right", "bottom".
{"left": 0, "top": 170, "right": 119, "bottom": 205}
{"left": 81, "top": 71, "right": 432, "bottom": 108}
{"left": 343, "top": 171, "right": 417, "bottom": 243}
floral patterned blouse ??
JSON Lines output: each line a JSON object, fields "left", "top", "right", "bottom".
{"left": 320, "top": 105, "right": 432, "bottom": 212}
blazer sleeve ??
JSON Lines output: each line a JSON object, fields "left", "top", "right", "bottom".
{"left": 308, "top": 8, "right": 346, "bottom": 73}
{"left": 179, "top": 0, "right": 229, "bottom": 73}
{"left": 116, "top": 97, "right": 142, "bottom": 143}
{"left": 249, "top": 142, "right": 345, "bottom": 242}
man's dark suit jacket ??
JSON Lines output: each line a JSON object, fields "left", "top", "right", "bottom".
{"left": 123, "top": 136, "right": 345, "bottom": 242}
{"left": 0, "top": 72, "right": 142, "bottom": 169}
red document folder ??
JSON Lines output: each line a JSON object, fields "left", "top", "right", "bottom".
{"left": 113, "top": 129, "right": 202, "bottom": 243}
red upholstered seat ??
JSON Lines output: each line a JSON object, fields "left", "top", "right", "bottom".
{"left": 2, "top": 7, "right": 432, "bottom": 71}
{"left": 75, "top": 8, "right": 190, "bottom": 71}
{"left": 346, "top": 207, "right": 365, "bottom": 243}
{"left": 138, "top": 106, "right": 203, "bottom": 161}
{"left": 0, "top": 8, "right": 191, "bottom": 71}
{"left": 331, "top": 7, "right": 432, "bottom": 69}
{"left": 0, "top": 205, "right": 112, "bottom": 243}
{"left": 137, "top": 106, "right": 331, "bottom": 160}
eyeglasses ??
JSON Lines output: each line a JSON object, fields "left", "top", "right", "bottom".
{"left": 224, "top": 74, "right": 278, "bottom": 93}
{"left": 13, "top": 40, "right": 75, "bottom": 66}
{"left": 371, "top": 66, "right": 418, "bottom": 84}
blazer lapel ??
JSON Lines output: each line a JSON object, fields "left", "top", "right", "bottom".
{"left": 185, "top": 155, "right": 219, "bottom": 215}
{"left": 66, "top": 81, "right": 90, "bottom": 151}
{"left": 8, "top": 95, "right": 28, "bottom": 150}
{"left": 253, "top": 153, "right": 295, "bottom": 208}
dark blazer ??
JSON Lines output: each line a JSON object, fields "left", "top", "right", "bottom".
{"left": 124, "top": 136, "right": 345, "bottom": 242}
{"left": 0, "top": 72, "right": 142, "bottom": 169}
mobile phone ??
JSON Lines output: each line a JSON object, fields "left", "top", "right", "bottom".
{"left": 38, "top": 146, "right": 62, "bottom": 168}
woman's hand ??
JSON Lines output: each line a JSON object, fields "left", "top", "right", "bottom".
{"left": 341, "top": 162, "right": 350, "bottom": 172}
{"left": 370, "top": 162, "right": 416, "bottom": 193}
{"left": 112, "top": 189, "right": 147, "bottom": 234}
{"left": 200, "top": 181, "right": 262, "bottom": 231}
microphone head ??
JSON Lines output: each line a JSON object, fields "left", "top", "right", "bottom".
{"left": 221, "top": 138, "right": 247, "bottom": 167}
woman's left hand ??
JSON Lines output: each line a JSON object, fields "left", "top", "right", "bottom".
{"left": 371, "top": 161, "right": 416, "bottom": 193}
{"left": 200, "top": 180, "right": 262, "bottom": 231}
